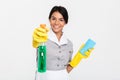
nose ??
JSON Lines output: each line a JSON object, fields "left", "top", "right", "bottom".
{"left": 55, "top": 20, "right": 59, "bottom": 25}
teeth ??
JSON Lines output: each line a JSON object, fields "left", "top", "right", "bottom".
{"left": 54, "top": 26, "right": 59, "bottom": 28}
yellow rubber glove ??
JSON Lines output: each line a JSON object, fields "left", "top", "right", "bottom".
{"left": 69, "top": 44, "right": 94, "bottom": 67}
{"left": 32, "top": 24, "right": 49, "bottom": 48}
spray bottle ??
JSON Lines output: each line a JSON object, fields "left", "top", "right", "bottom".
{"left": 37, "top": 24, "right": 46, "bottom": 73}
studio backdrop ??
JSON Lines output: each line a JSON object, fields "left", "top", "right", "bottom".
{"left": 0, "top": 0, "right": 120, "bottom": 80}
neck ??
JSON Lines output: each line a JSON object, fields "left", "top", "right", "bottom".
{"left": 55, "top": 32, "right": 63, "bottom": 41}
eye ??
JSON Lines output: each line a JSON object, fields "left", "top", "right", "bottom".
{"left": 59, "top": 18, "right": 64, "bottom": 22}
{"left": 50, "top": 16, "right": 57, "bottom": 20}
{"left": 51, "top": 17, "right": 56, "bottom": 20}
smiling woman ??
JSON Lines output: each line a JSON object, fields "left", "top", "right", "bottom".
{"left": 33, "top": 6, "right": 73, "bottom": 80}
{"left": 32, "top": 5, "right": 94, "bottom": 80}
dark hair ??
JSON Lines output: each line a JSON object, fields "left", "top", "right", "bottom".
{"left": 48, "top": 6, "right": 69, "bottom": 24}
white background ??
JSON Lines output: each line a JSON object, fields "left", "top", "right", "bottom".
{"left": 0, "top": 0, "right": 120, "bottom": 80}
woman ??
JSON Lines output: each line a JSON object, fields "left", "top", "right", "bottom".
{"left": 32, "top": 6, "right": 93, "bottom": 80}
{"left": 33, "top": 6, "right": 73, "bottom": 80}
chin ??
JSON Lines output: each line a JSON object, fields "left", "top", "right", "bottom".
{"left": 52, "top": 29, "right": 59, "bottom": 32}
{"left": 53, "top": 30, "right": 59, "bottom": 33}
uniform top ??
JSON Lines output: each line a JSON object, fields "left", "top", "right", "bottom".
{"left": 37, "top": 29, "right": 73, "bottom": 71}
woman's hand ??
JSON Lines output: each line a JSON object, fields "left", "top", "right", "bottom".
{"left": 69, "top": 44, "right": 94, "bottom": 67}
{"left": 32, "top": 24, "right": 49, "bottom": 48}
{"left": 66, "top": 64, "right": 73, "bottom": 73}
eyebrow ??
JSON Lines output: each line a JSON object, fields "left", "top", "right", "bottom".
{"left": 51, "top": 16, "right": 64, "bottom": 19}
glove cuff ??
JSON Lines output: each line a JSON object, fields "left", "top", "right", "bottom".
{"left": 69, "top": 52, "right": 83, "bottom": 67}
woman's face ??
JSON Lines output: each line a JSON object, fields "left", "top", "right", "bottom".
{"left": 49, "top": 11, "right": 66, "bottom": 34}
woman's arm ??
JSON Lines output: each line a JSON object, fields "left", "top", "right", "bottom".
{"left": 66, "top": 64, "right": 73, "bottom": 73}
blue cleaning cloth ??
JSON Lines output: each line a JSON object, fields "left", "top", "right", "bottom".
{"left": 80, "top": 39, "right": 96, "bottom": 55}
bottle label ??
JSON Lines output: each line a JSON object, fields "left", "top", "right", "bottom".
{"left": 37, "top": 45, "right": 46, "bottom": 72}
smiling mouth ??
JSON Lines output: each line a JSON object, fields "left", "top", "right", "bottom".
{"left": 53, "top": 26, "right": 60, "bottom": 29}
